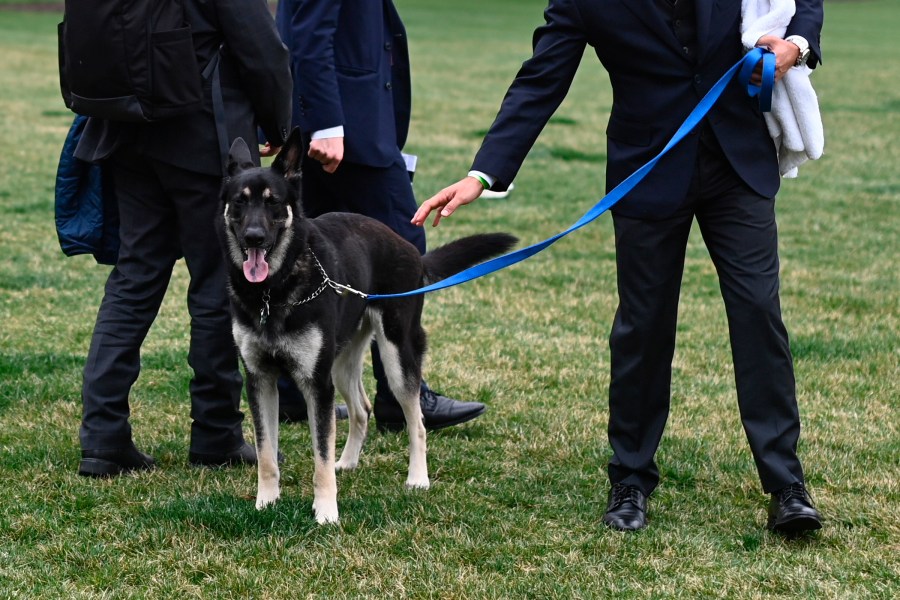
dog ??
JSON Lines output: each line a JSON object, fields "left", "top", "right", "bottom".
{"left": 218, "top": 131, "right": 517, "bottom": 523}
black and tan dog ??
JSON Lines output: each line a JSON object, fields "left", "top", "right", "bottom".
{"left": 218, "top": 131, "right": 516, "bottom": 523}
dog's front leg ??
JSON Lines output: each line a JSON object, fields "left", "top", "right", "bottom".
{"left": 303, "top": 379, "right": 339, "bottom": 524}
{"left": 247, "top": 368, "right": 280, "bottom": 509}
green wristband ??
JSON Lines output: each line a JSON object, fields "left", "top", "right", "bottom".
{"left": 473, "top": 174, "right": 489, "bottom": 189}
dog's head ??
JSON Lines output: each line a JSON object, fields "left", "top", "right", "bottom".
{"left": 220, "top": 129, "right": 306, "bottom": 283}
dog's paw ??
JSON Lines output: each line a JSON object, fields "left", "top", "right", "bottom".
{"left": 313, "top": 500, "right": 340, "bottom": 524}
{"left": 335, "top": 457, "right": 359, "bottom": 471}
{"left": 405, "top": 476, "right": 430, "bottom": 490}
{"left": 255, "top": 487, "right": 280, "bottom": 510}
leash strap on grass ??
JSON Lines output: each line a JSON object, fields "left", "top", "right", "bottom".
{"left": 367, "top": 48, "right": 775, "bottom": 301}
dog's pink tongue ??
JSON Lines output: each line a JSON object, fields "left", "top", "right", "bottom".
{"left": 243, "top": 248, "right": 269, "bottom": 283}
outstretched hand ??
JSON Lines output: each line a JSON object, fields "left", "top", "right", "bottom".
{"left": 412, "top": 176, "right": 485, "bottom": 227}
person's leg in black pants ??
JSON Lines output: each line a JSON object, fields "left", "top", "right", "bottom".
{"left": 155, "top": 160, "right": 246, "bottom": 457}
{"left": 607, "top": 207, "right": 695, "bottom": 496}
{"left": 80, "top": 151, "right": 180, "bottom": 460}
{"left": 695, "top": 187, "right": 804, "bottom": 492}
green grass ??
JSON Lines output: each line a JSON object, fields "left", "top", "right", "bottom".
{"left": 1, "top": 0, "right": 898, "bottom": 598}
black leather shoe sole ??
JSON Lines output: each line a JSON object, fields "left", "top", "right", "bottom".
{"left": 78, "top": 457, "right": 155, "bottom": 478}
{"left": 768, "top": 513, "right": 823, "bottom": 534}
{"left": 376, "top": 404, "right": 486, "bottom": 433}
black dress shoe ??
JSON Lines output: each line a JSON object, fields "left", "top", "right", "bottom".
{"left": 602, "top": 483, "right": 648, "bottom": 531}
{"left": 375, "top": 387, "right": 486, "bottom": 433}
{"left": 767, "top": 482, "right": 822, "bottom": 534}
{"left": 279, "top": 403, "right": 350, "bottom": 423}
{"left": 79, "top": 443, "right": 156, "bottom": 478}
{"left": 189, "top": 441, "right": 258, "bottom": 467}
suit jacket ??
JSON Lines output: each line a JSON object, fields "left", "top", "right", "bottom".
{"left": 471, "top": 0, "right": 824, "bottom": 219}
{"left": 276, "top": 0, "right": 412, "bottom": 168}
{"left": 75, "top": 0, "right": 292, "bottom": 177}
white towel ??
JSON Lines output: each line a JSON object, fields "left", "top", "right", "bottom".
{"left": 740, "top": 0, "right": 824, "bottom": 177}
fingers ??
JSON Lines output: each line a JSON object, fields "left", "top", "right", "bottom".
{"left": 412, "top": 177, "right": 484, "bottom": 228}
{"left": 319, "top": 156, "right": 342, "bottom": 173}
{"left": 259, "top": 143, "right": 280, "bottom": 158}
{"left": 308, "top": 138, "right": 344, "bottom": 173}
{"left": 411, "top": 193, "right": 449, "bottom": 227}
{"left": 755, "top": 36, "right": 799, "bottom": 81}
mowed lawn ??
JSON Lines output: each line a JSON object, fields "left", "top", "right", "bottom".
{"left": 0, "top": 0, "right": 897, "bottom": 598}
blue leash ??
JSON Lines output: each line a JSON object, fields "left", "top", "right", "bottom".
{"left": 367, "top": 47, "right": 775, "bottom": 301}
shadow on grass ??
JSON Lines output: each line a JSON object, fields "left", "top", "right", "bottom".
{"left": 140, "top": 492, "right": 427, "bottom": 539}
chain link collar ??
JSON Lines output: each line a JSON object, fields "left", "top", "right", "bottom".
{"left": 258, "top": 247, "right": 368, "bottom": 326}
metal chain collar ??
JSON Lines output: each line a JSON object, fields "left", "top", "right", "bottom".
{"left": 258, "top": 247, "right": 368, "bottom": 326}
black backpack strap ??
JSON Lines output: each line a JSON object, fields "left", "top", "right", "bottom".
{"left": 202, "top": 44, "right": 229, "bottom": 170}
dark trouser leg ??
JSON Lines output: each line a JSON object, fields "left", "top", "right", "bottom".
{"left": 80, "top": 153, "right": 179, "bottom": 451}
{"left": 156, "top": 161, "right": 245, "bottom": 453}
{"left": 696, "top": 188, "right": 803, "bottom": 492}
{"left": 607, "top": 210, "right": 694, "bottom": 495}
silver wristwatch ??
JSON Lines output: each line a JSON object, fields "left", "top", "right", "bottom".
{"left": 786, "top": 35, "right": 811, "bottom": 68}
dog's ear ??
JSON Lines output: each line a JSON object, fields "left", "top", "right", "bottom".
{"left": 270, "top": 127, "right": 305, "bottom": 180}
{"left": 227, "top": 138, "right": 255, "bottom": 176}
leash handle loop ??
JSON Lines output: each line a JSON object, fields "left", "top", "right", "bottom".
{"left": 367, "top": 48, "right": 774, "bottom": 301}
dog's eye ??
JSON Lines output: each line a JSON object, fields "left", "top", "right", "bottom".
{"left": 264, "top": 194, "right": 280, "bottom": 205}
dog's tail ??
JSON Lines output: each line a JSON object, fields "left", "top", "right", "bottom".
{"left": 422, "top": 233, "right": 518, "bottom": 284}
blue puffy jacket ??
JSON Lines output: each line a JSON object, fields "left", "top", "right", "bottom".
{"left": 54, "top": 115, "right": 119, "bottom": 265}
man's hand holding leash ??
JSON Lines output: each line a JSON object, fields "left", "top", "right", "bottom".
{"left": 753, "top": 35, "right": 801, "bottom": 84}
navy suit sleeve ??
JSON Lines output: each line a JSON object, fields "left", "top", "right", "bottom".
{"left": 286, "top": 0, "right": 345, "bottom": 135}
{"left": 471, "top": 0, "right": 588, "bottom": 190}
{"left": 786, "top": 0, "right": 825, "bottom": 67}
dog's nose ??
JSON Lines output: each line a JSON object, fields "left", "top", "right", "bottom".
{"left": 243, "top": 226, "right": 266, "bottom": 247}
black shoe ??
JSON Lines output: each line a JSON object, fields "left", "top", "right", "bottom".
{"left": 189, "top": 441, "right": 258, "bottom": 467}
{"left": 602, "top": 483, "right": 648, "bottom": 531}
{"left": 78, "top": 443, "right": 156, "bottom": 478}
{"left": 279, "top": 403, "right": 350, "bottom": 423}
{"left": 375, "top": 387, "right": 486, "bottom": 433}
{"left": 767, "top": 482, "right": 822, "bottom": 534}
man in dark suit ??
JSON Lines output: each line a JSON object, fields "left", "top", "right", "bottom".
{"left": 414, "top": 0, "right": 824, "bottom": 533}
{"left": 274, "top": 0, "right": 487, "bottom": 432}
{"left": 75, "top": 0, "right": 292, "bottom": 477}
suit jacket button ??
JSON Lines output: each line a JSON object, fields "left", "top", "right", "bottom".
{"left": 384, "top": 42, "right": 392, "bottom": 51}
{"left": 694, "top": 74, "right": 702, "bottom": 84}
{"left": 385, "top": 82, "right": 392, "bottom": 90}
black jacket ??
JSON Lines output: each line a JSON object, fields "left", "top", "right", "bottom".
{"left": 75, "top": 0, "right": 292, "bottom": 176}
{"left": 472, "top": 0, "right": 824, "bottom": 218}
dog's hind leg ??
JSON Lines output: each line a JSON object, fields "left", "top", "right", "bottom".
{"left": 333, "top": 321, "right": 373, "bottom": 472}
{"left": 299, "top": 375, "right": 340, "bottom": 524}
{"left": 373, "top": 320, "right": 429, "bottom": 490}
{"left": 246, "top": 366, "right": 281, "bottom": 510}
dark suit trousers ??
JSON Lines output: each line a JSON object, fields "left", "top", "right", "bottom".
{"left": 607, "top": 131, "right": 804, "bottom": 495}
{"left": 80, "top": 149, "right": 245, "bottom": 453}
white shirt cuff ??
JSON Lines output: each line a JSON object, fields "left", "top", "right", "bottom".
{"left": 311, "top": 126, "right": 344, "bottom": 140}
{"left": 467, "top": 170, "right": 496, "bottom": 188}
